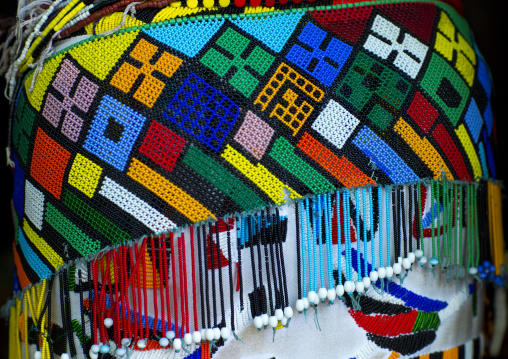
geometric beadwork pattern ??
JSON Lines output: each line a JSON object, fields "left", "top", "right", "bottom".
{"left": 110, "top": 38, "right": 183, "bottom": 108}
{"left": 337, "top": 52, "right": 411, "bottom": 131}
{"left": 8, "top": 1, "right": 499, "bottom": 295}
{"left": 254, "top": 63, "right": 324, "bottom": 136}
{"left": 163, "top": 73, "right": 240, "bottom": 152}
{"left": 42, "top": 59, "right": 99, "bottom": 142}
{"left": 286, "top": 21, "right": 352, "bottom": 86}
{"left": 30, "top": 128, "right": 71, "bottom": 200}
{"left": 434, "top": 11, "right": 476, "bottom": 87}
{"left": 24, "top": 180, "right": 45, "bottom": 230}
{"left": 311, "top": 99, "right": 359, "bottom": 150}
{"left": 234, "top": 111, "right": 274, "bottom": 160}
{"left": 200, "top": 27, "right": 275, "bottom": 98}
{"left": 363, "top": 15, "right": 428, "bottom": 79}
{"left": 67, "top": 154, "right": 103, "bottom": 198}
{"left": 138, "top": 121, "right": 186, "bottom": 172}
{"left": 83, "top": 95, "right": 147, "bottom": 171}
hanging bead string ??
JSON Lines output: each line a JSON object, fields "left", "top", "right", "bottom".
{"left": 325, "top": 193, "right": 335, "bottom": 301}
{"left": 247, "top": 216, "right": 260, "bottom": 323}
{"left": 11, "top": 179, "right": 508, "bottom": 356}
{"left": 316, "top": 196, "right": 326, "bottom": 301}
{"left": 361, "top": 189, "right": 368, "bottom": 290}
{"left": 237, "top": 219, "right": 244, "bottom": 313}
{"left": 189, "top": 227, "right": 199, "bottom": 342}
{"left": 275, "top": 209, "right": 290, "bottom": 321}
{"left": 269, "top": 211, "right": 281, "bottom": 319}
{"left": 255, "top": 215, "right": 265, "bottom": 318}
{"left": 226, "top": 220, "right": 235, "bottom": 340}
{"left": 262, "top": 211, "right": 274, "bottom": 319}
{"left": 336, "top": 191, "right": 344, "bottom": 297}
{"left": 197, "top": 224, "right": 206, "bottom": 331}
{"left": 295, "top": 203, "right": 302, "bottom": 303}
{"left": 344, "top": 191, "right": 354, "bottom": 294}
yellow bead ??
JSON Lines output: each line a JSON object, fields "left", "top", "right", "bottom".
{"left": 187, "top": 0, "right": 198, "bottom": 8}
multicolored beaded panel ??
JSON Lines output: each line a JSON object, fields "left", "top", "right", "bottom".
{"left": 4, "top": 0, "right": 505, "bottom": 358}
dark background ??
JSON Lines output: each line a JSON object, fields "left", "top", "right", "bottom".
{"left": 0, "top": 0, "right": 507, "bottom": 356}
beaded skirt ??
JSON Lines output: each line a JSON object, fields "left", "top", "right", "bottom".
{"left": 2, "top": 0, "right": 506, "bottom": 358}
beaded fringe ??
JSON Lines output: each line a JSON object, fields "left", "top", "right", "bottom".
{"left": 4, "top": 179, "right": 505, "bottom": 358}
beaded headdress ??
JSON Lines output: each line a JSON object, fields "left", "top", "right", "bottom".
{"left": 1, "top": 0, "right": 506, "bottom": 358}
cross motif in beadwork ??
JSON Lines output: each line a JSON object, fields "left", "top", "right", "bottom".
{"left": 110, "top": 38, "right": 183, "bottom": 108}
{"left": 200, "top": 27, "right": 275, "bottom": 98}
{"left": 42, "top": 59, "right": 98, "bottom": 142}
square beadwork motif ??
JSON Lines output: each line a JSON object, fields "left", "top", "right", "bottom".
{"left": 163, "top": 73, "right": 239, "bottom": 152}
{"left": 83, "top": 95, "right": 147, "bottom": 171}
{"left": 30, "top": 128, "right": 71, "bottom": 199}
{"left": 139, "top": 120, "right": 186, "bottom": 172}
{"left": 234, "top": 111, "right": 274, "bottom": 160}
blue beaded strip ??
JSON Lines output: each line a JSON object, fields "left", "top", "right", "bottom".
{"left": 316, "top": 196, "right": 325, "bottom": 290}
{"left": 300, "top": 201, "right": 307, "bottom": 298}
{"left": 370, "top": 187, "right": 375, "bottom": 271}
{"left": 349, "top": 249, "right": 448, "bottom": 312}
{"left": 326, "top": 193, "right": 334, "bottom": 290}
{"left": 386, "top": 186, "right": 391, "bottom": 268}
{"left": 344, "top": 192, "right": 353, "bottom": 284}
{"left": 355, "top": 189, "right": 362, "bottom": 280}
{"left": 362, "top": 188, "right": 368, "bottom": 279}
{"left": 337, "top": 191, "right": 343, "bottom": 287}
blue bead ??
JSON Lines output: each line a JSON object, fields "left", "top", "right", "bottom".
{"left": 429, "top": 257, "right": 439, "bottom": 266}
{"left": 480, "top": 272, "right": 487, "bottom": 279}
{"left": 490, "top": 265, "right": 496, "bottom": 273}
{"left": 483, "top": 260, "right": 490, "bottom": 268}
{"left": 100, "top": 345, "right": 110, "bottom": 354}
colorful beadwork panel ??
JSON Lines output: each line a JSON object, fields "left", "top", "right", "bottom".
{"left": 13, "top": 0, "right": 497, "bottom": 283}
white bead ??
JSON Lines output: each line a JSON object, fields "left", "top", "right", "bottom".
{"left": 402, "top": 258, "right": 411, "bottom": 270}
{"left": 408, "top": 252, "right": 416, "bottom": 263}
{"left": 200, "top": 329, "right": 207, "bottom": 342}
{"left": 184, "top": 333, "right": 193, "bottom": 345}
{"left": 281, "top": 316, "right": 288, "bottom": 326}
{"left": 166, "top": 331, "right": 176, "bottom": 340}
{"left": 419, "top": 256, "right": 427, "bottom": 265}
{"left": 302, "top": 297, "right": 309, "bottom": 309}
{"left": 327, "top": 288, "right": 336, "bottom": 302}
{"left": 369, "top": 270, "right": 379, "bottom": 282}
{"left": 91, "top": 344, "right": 100, "bottom": 354}
{"left": 284, "top": 306, "right": 293, "bottom": 318}
{"left": 159, "top": 337, "right": 169, "bottom": 347}
{"left": 206, "top": 328, "right": 215, "bottom": 341}
{"left": 61, "top": 354, "right": 70, "bottom": 359}
{"left": 469, "top": 267, "right": 478, "bottom": 275}
{"left": 261, "top": 313, "right": 269, "bottom": 326}
{"left": 296, "top": 299, "right": 304, "bottom": 313}
{"left": 173, "top": 338, "right": 182, "bottom": 351}
{"left": 362, "top": 277, "right": 371, "bottom": 289}
{"left": 115, "top": 348, "right": 126, "bottom": 356}
{"left": 344, "top": 281, "right": 355, "bottom": 293}
{"left": 100, "top": 344, "right": 110, "bottom": 353}
{"left": 34, "top": 351, "right": 42, "bottom": 359}
{"left": 253, "top": 316, "right": 263, "bottom": 329}
{"left": 336, "top": 284, "right": 344, "bottom": 297}
{"left": 275, "top": 308, "right": 284, "bottom": 321}
{"left": 103, "top": 318, "right": 114, "bottom": 328}
{"left": 318, "top": 287, "right": 327, "bottom": 301}
{"left": 393, "top": 262, "right": 402, "bottom": 275}
{"left": 355, "top": 281, "right": 365, "bottom": 293}
{"left": 136, "top": 340, "right": 146, "bottom": 349}
{"left": 121, "top": 338, "right": 131, "bottom": 347}
{"left": 193, "top": 331, "right": 202, "bottom": 344}
{"left": 308, "top": 291, "right": 317, "bottom": 304}
{"left": 269, "top": 316, "right": 278, "bottom": 328}
{"left": 213, "top": 327, "right": 221, "bottom": 340}
{"left": 88, "top": 349, "right": 99, "bottom": 359}
{"left": 378, "top": 267, "right": 386, "bottom": 278}
{"left": 415, "top": 249, "right": 424, "bottom": 259}
{"left": 385, "top": 266, "right": 394, "bottom": 278}
{"left": 220, "top": 327, "right": 230, "bottom": 340}
{"left": 397, "top": 256, "right": 403, "bottom": 264}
